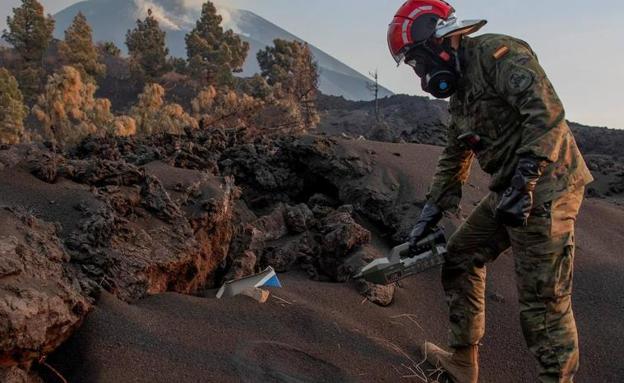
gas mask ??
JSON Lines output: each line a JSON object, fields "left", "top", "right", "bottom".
{"left": 405, "top": 40, "right": 460, "bottom": 99}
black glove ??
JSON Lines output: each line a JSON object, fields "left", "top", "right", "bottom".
{"left": 409, "top": 202, "right": 443, "bottom": 252}
{"left": 496, "top": 157, "right": 547, "bottom": 227}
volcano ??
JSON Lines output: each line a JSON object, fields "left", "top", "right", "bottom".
{"left": 53, "top": 0, "right": 394, "bottom": 101}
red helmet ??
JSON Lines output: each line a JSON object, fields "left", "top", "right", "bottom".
{"left": 388, "top": 0, "right": 487, "bottom": 64}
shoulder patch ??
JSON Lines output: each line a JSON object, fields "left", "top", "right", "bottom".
{"left": 507, "top": 67, "right": 534, "bottom": 94}
{"left": 493, "top": 45, "right": 510, "bottom": 60}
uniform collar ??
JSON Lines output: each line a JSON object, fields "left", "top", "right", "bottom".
{"left": 455, "top": 36, "right": 479, "bottom": 97}
{"left": 458, "top": 36, "right": 478, "bottom": 71}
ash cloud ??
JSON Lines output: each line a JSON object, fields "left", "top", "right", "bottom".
{"left": 133, "top": 0, "right": 183, "bottom": 30}
{"left": 132, "top": 0, "right": 242, "bottom": 34}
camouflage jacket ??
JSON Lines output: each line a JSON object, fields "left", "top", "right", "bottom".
{"left": 428, "top": 34, "right": 594, "bottom": 211}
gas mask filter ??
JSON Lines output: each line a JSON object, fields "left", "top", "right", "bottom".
{"left": 424, "top": 69, "right": 457, "bottom": 99}
{"left": 405, "top": 42, "right": 459, "bottom": 99}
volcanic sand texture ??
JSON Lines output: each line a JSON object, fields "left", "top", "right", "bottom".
{"left": 51, "top": 140, "right": 624, "bottom": 382}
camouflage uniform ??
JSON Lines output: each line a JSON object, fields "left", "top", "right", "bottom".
{"left": 427, "top": 34, "right": 594, "bottom": 382}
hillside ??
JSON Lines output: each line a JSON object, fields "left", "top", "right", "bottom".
{"left": 317, "top": 94, "right": 624, "bottom": 203}
{"left": 52, "top": 0, "right": 393, "bottom": 101}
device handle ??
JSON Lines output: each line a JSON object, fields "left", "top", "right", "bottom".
{"left": 389, "top": 242, "right": 410, "bottom": 262}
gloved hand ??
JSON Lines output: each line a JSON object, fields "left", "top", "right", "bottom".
{"left": 409, "top": 202, "right": 443, "bottom": 252}
{"left": 496, "top": 157, "right": 547, "bottom": 227}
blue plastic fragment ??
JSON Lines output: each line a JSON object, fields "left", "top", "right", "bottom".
{"left": 263, "top": 275, "right": 282, "bottom": 288}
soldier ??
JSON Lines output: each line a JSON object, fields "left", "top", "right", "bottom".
{"left": 387, "top": 1, "right": 594, "bottom": 382}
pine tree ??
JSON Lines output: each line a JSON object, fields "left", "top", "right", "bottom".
{"left": 125, "top": 9, "right": 170, "bottom": 81}
{"left": 14, "top": 65, "right": 43, "bottom": 104}
{"left": 32, "top": 66, "right": 123, "bottom": 146}
{"left": 3, "top": 0, "right": 55, "bottom": 101}
{"left": 59, "top": 12, "right": 105, "bottom": 81}
{"left": 257, "top": 39, "right": 320, "bottom": 129}
{"left": 130, "top": 83, "right": 198, "bottom": 136}
{"left": 234, "top": 75, "right": 274, "bottom": 101}
{"left": 111, "top": 115, "right": 136, "bottom": 137}
{"left": 98, "top": 41, "right": 121, "bottom": 58}
{"left": 185, "top": 1, "right": 249, "bottom": 86}
{"left": 191, "top": 85, "right": 263, "bottom": 130}
{"left": 252, "top": 98, "right": 306, "bottom": 135}
{"left": 0, "top": 68, "right": 29, "bottom": 144}
{"left": 2, "top": 0, "right": 54, "bottom": 64}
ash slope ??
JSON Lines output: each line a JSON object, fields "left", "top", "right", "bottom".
{"left": 47, "top": 139, "right": 624, "bottom": 383}
{"left": 318, "top": 94, "right": 624, "bottom": 203}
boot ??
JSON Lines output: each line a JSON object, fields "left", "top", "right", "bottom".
{"left": 421, "top": 342, "right": 479, "bottom": 383}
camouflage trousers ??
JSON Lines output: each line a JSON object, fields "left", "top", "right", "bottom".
{"left": 443, "top": 187, "right": 584, "bottom": 383}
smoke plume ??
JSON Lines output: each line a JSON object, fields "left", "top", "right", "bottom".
{"left": 132, "top": 0, "right": 240, "bottom": 33}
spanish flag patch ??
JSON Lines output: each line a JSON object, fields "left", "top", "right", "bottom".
{"left": 493, "top": 45, "right": 510, "bottom": 60}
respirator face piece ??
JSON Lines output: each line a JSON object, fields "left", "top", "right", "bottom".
{"left": 405, "top": 43, "right": 459, "bottom": 99}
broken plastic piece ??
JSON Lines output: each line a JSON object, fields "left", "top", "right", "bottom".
{"left": 241, "top": 287, "right": 271, "bottom": 303}
{"left": 263, "top": 274, "right": 282, "bottom": 288}
{"left": 216, "top": 266, "right": 282, "bottom": 299}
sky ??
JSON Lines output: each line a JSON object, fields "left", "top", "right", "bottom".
{"left": 2, "top": 0, "right": 623, "bottom": 129}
